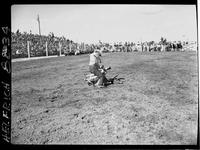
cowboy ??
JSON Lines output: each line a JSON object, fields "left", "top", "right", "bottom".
{"left": 89, "top": 50, "right": 107, "bottom": 88}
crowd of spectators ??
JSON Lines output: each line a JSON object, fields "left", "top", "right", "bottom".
{"left": 100, "top": 38, "right": 185, "bottom": 53}
{"left": 11, "top": 30, "right": 195, "bottom": 59}
{"left": 11, "top": 30, "right": 95, "bottom": 58}
{"left": 12, "top": 31, "right": 63, "bottom": 58}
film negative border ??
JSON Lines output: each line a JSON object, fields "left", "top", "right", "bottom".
{"left": 1, "top": 27, "right": 11, "bottom": 144}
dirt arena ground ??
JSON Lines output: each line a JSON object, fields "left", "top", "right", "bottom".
{"left": 11, "top": 51, "right": 198, "bottom": 144}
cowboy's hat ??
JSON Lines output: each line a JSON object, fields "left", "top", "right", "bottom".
{"left": 94, "top": 50, "right": 102, "bottom": 57}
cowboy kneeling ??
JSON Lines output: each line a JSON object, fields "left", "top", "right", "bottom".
{"left": 89, "top": 50, "right": 107, "bottom": 88}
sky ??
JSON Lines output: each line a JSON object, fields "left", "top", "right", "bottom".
{"left": 11, "top": 4, "right": 197, "bottom": 44}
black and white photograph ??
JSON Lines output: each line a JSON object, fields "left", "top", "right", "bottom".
{"left": 11, "top": 4, "right": 198, "bottom": 145}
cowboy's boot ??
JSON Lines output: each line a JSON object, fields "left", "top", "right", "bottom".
{"left": 95, "top": 77, "right": 104, "bottom": 88}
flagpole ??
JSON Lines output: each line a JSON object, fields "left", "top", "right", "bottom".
{"left": 37, "top": 14, "right": 41, "bottom": 36}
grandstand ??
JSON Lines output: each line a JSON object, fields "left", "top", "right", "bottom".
{"left": 11, "top": 30, "right": 197, "bottom": 60}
